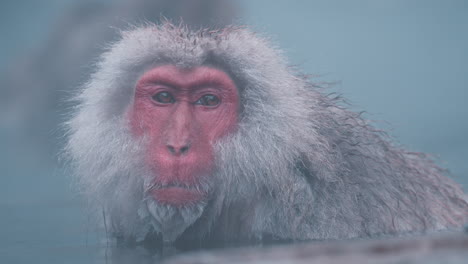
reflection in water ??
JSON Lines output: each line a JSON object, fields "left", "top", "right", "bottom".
{"left": 106, "top": 245, "right": 163, "bottom": 264}
{"left": 100, "top": 231, "right": 297, "bottom": 263}
{"left": 103, "top": 241, "right": 227, "bottom": 263}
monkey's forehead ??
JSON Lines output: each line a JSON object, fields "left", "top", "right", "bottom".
{"left": 136, "top": 64, "right": 238, "bottom": 90}
{"left": 108, "top": 23, "right": 283, "bottom": 79}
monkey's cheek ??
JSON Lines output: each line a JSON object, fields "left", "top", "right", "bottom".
{"left": 150, "top": 188, "right": 207, "bottom": 207}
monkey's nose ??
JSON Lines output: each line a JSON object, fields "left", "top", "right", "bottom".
{"left": 166, "top": 144, "right": 190, "bottom": 156}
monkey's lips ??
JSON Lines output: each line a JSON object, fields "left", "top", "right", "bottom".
{"left": 150, "top": 187, "right": 206, "bottom": 207}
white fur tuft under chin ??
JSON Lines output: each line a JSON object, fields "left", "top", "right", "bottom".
{"left": 138, "top": 199, "right": 207, "bottom": 243}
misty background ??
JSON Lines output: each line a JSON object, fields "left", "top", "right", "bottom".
{"left": 1, "top": 0, "right": 467, "bottom": 263}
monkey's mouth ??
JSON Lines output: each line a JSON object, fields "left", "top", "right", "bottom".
{"left": 149, "top": 184, "right": 207, "bottom": 207}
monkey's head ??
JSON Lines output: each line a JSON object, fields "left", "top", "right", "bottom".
{"left": 66, "top": 23, "right": 322, "bottom": 243}
{"left": 66, "top": 23, "right": 468, "bottom": 245}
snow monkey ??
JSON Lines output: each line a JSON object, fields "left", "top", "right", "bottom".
{"left": 66, "top": 23, "right": 467, "bottom": 247}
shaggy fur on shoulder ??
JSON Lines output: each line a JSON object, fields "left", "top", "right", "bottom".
{"left": 65, "top": 22, "right": 468, "bottom": 244}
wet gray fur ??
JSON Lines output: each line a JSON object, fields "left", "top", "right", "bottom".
{"left": 65, "top": 22, "right": 468, "bottom": 243}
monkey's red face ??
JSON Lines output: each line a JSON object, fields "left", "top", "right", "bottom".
{"left": 129, "top": 65, "right": 239, "bottom": 207}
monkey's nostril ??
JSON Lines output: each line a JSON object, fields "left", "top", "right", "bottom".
{"left": 180, "top": 145, "right": 189, "bottom": 153}
{"left": 167, "top": 145, "right": 176, "bottom": 155}
{"left": 166, "top": 144, "right": 190, "bottom": 155}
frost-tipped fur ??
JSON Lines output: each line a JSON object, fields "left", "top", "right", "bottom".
{"left": 65, "top": 22, "right": 468, "bottom": 244}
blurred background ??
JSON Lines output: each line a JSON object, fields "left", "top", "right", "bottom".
{"left": 1, "top": 0, "right": 467, "bottom": 263}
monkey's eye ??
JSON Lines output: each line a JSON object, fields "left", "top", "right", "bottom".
{"left": 195, "top": 94, "right": 220, "bottom": 107}
{"left": 152, "top": 92, "right": 175, "bottom": 104}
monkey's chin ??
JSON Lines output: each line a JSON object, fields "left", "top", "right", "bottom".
{"left": 150, "top": 187, "right": 206, "bottom": 207}
{"left": 143, "top": 195, "right": 207, "bottom": 244}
